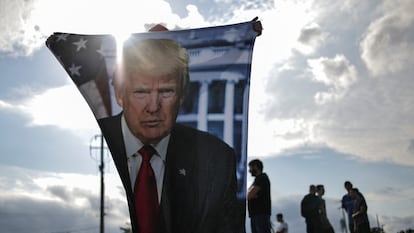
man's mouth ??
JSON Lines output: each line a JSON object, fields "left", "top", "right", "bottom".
{"left": 142, "top": 120, "right": 162, "bottom": 127}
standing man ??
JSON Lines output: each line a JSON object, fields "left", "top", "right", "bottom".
{"left": 247, "top": 159, "right": 271, "bottom": 233}
{"left": 300, "top": 185, "right": 320, "bottom": 233}
{"left": 98, "top": 37, "right": 240, "bottom": 233}
{"left": 350, "top": 188, "right": 370, "bottom": 233}
{"left": 275, "top": 213, "right": 288, "bottom": 233}
{"left": 316, "top": 184, "right": 335, "bottom": 233}
{"left": 342, "top": 181, "right": 355, "bottom": 233}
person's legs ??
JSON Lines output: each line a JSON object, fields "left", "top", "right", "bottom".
{"left": 305, "top": 219, "right": 314, "bottom": 233}
{"left": 251, "top": 216, "right": 258, "bottom": 233}
{"left": 349, "top": 223, "right": 355, "bottom": 233}
{"left": 252, "top": 214, "right": 271, "bottom": 233}
{"left": 250, "top": 216, "right": 257, "bottom": 233}
{"left": 356, "top": 222, "right": 371, "bottom": 233}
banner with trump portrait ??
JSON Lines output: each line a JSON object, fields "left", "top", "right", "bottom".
{"left": 46, "top": 19, "right": 261, "bottom": 233}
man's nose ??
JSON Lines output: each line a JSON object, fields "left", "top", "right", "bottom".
{"left": 146, "top": 92, "right": 161, "bottom": 113}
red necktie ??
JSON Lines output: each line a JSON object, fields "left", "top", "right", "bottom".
{"left": 134, "top": 145, "right": 159, "bottom": 233}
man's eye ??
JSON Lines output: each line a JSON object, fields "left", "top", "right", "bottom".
{"left": 159, "top": 89, "right": 176, "bottom": 98}
{"left": 133, "top": 90, "right": 149, "bottom": 99}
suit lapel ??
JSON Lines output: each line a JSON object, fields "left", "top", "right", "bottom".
{"left": 99, "top": 114, "right": 132, "bottom": 195}
{"left": 161, "top": 124, "right": 197, "bottom": 232}
{"left": 99, "top": 114, "right": 141, "bottom": 231}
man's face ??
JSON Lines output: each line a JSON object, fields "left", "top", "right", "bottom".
{"left": 276, "top": 216, "right": 282, "bottom": 222}
{"left": 345, "top": 183, "right": 352, "bottom": 191}
{"left": 116, "top": 72, "right": 183, "bottom": 145}
{"left": 248, "top": 165, "right": 259, "bottom": 177}
{"left": 310, "top": 186, "right": 316, "bottom": 194}
{"left": 317, "top": 187, "right": 325, "bottom": 196}
{"left": 350, "top": 189, "right": 358, "bottom": 199}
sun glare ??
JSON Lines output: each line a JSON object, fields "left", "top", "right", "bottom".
{"left": 113, "top": 32, "right": 130, "bottom": 64}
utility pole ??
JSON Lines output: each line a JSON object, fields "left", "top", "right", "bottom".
{"left": 99, "top": 134, "right": 105, "bottom": 233}
{"left": 90, "top": 134, "right": 107, "bottom": 233}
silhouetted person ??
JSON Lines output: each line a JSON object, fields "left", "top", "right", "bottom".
{"left": 350, "top": 188, "right": 370, "bottom": 233}
{"left": 301, "top": 185, "right": 320, "bottom": 233}
{"left": 342, "top": 181, "right": 355, "bottom": 233}
{"left": 275, "top": 213, "right": 288, "bottom": 233}
{"left": 316, "top": 184, "right": 334, "bottom": 233}
{"left": 248, "top": 159, "right": 271, "bottom": 233}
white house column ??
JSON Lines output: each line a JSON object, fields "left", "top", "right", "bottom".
{"left": 197, "top": 80, "right": 209, "bottom": 131}
{"left": 223, "top": 75, "right": 238, "bottom": 147}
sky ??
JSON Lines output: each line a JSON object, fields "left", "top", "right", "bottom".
{"left": 0, "top": 0, "right": 413, "bottom": 233}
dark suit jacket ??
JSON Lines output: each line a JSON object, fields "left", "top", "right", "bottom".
{"left": 98, "top": 113, "right": 241, "bottom": 233}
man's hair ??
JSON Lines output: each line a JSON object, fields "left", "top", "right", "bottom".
{"left": 114, "top": 38, "right": 190, "bottom": 97}
{"left": 309, "top": 184, "right": 316, "bottom": 192}
{"left": 316, "top": 184, "right": 324, "bottom": 190}
{"left": 344, "top": 181, "right": 353, "bottom": 187}
{"left": 351, "top": 188, "right": 360, "bottom": 195}
{"left": 276, "top": 213, "right": 283, "bottom": 219}
{"left": 248, "top": 159, "right": 263, "bottom": 171}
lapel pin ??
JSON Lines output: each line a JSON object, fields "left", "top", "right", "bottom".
{"left": 179, "top": 168, "right": 186, "bottom": 176}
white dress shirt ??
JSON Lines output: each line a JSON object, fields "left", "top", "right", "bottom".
{"left": 121, "top": 114, "right": 169, "bottom": 203}
{"left": 275, "top": 221, "right": 288, "bottom": 233}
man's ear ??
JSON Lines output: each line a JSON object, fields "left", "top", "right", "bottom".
{"left": 115, "top": 88, "right": 124, "bottom": 108}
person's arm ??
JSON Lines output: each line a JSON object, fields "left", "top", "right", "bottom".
{"left": 352, "top": 201, "right": 367, "bottom": 218}
{"left": 278, "top": 228, "right": 287, "bottom": 233}
{"left": 352, "top": 208, "right": 363, "bottom": 218}
{"left": 247, "top": 184, "right": 261, "bottom": 200}
{"left": 341, "top": 196, "right": 345, "bottom": 209}
{"left": 276, "top": 224, "right": 287, "bottom": 233}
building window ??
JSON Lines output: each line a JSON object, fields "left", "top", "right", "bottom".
{"left": 208, "top": 80, "right": 225, "bottom": 114}
{"left": 180, "top": 82, "right": 200, "bottom": 114}
{"left": 234, "top": 79, "right": 246, "bottom": 114}
{"left": 207, "top": 121, "right": 224, "bottom": 139}
{"left": 233, "top": 120, "right": 242, "bottom": 160}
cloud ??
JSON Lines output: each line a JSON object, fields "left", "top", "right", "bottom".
{"left": 245, "top": 0, "right": 414, "bottom": 168}
{"left": 367, "top": 186, "right": 414, "bottom": 202}
{"left": 0, "top": 99, "right": 14, "bottom": 109}
{"left": 0, "top": 0, "right": 44, "bottom": 57}
{"left": 0, "top": 0, "right": 212, "bottom": 58}
{"left": 315, "top": 65, "right": 414, "bottom": 166}
{"left": 381, "top": 215, "right": 414, "bottom": 233}
{"left": 232, "top": 0, "right": 275, "bottom": 11}
{"left": 19, "top": 84, "right": 98, "bottom": 131}
{"left": 296, "top": 23, "right": 330, "bottom": 54}
{"left": 360, "top": 0, "right": 414, "bottom": 76}
{"left": 0, "top": 83, "right": 101, "bottom": 159}
{"left": 308, "top": 54, "right": 357, "bottom": 104}
{"left": 0, "top": 165, "right": 129, "bottom": 233}
{"left": 179, "top": 5, "right": 208, "bottom": 29}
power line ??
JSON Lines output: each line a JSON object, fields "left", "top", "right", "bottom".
{"left": 90, "top": 134, "right": 109, "bottom": 233}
